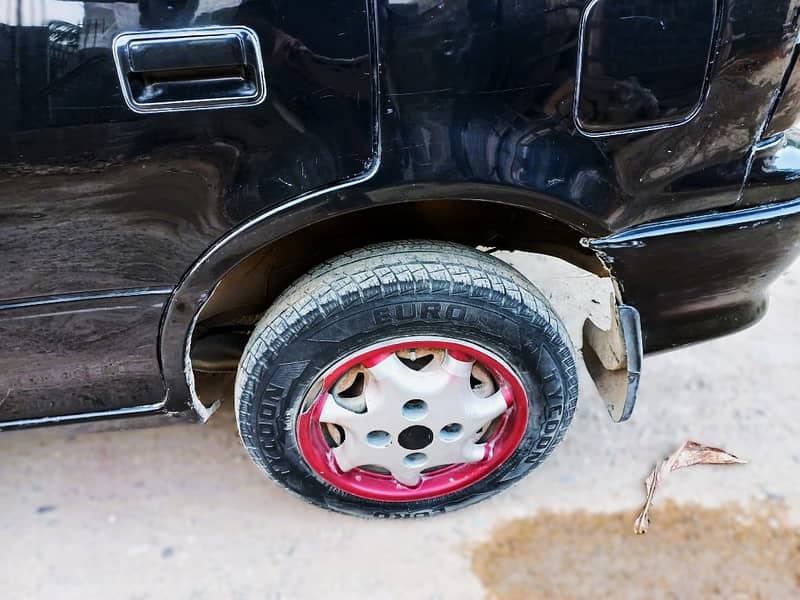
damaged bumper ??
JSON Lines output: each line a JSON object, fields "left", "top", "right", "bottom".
{"left": 589, "top": 197, "right": 800, "bottom": 354}
{"left": 582, "top": 196, "right": 800, "bottom": 422}
{"left": 583, "top": 302, "right": 643, "bottom": 423}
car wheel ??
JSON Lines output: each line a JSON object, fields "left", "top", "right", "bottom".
{"left": 235, "top": 240, "right": 578, "bottom": 517}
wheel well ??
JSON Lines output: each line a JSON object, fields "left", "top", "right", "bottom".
{"left": 188, "top": 199, "right": 605, "bottom": 409}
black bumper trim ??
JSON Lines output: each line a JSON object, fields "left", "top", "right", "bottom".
{"left": 590, "top": 197, "right": 800, "bottom": 248}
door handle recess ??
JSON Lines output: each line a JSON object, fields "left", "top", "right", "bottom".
{"left": 113, "top": 27, "right": 266, "bottom": 113}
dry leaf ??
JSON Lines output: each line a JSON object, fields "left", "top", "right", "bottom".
{"left": 634, "top": 440, "right": 746, "bottom": 534}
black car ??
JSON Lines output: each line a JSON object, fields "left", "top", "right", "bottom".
{"left": 2, "top": 0, "right": 799, "bottom": 517}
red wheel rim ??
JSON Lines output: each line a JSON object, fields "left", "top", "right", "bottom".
{"left": 296, "top": 338, "right": 528, "bottom": 502}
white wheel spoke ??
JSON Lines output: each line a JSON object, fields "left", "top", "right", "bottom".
{"left": 390, "top": 468, "right": 421, "bottom": 487}
{"left": 441, "top": 351, "right": 474, "bottom": 379}
{"left": 319, "top": 394, "right": 363, "bottom": 429}
{"left": 464, "top": 390, "right": 509, "bottom": 426}
{"left": 333, "top": 442, "right": 369, "bottom": 471}
{"left": 365, "top": 352, "right": 410, "bottom": 382}
{"left": 332, "top": 444, "right": 360, "bottom": 472}
{"left": 462, "top": 443, "right": 486, "bottom": 463}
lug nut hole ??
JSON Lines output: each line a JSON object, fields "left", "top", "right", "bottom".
{"left": 440, "top": 423, "right": 463, "bottom": 442}
{"left": 402, "top": 399, "right": 428, "bottom": 421}
{"left": 366, "top": 430, "right": 391, "bottom": 448}
{"left": 403, "top": 452, "right": 428, "bottom": 468}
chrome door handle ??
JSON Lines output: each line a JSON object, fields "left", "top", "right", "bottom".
{"left": 113, "top": 27, "right": 267, "bottom": 114}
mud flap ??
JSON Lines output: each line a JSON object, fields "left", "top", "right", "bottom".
{"left": 582, "top": 301, "right": 643, "bottom": 423}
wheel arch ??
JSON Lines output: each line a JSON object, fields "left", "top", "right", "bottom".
{"left": 158, "top": 183, "right": 608, "bottom": 417}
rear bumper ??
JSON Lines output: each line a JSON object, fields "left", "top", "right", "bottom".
{"left": 590, "top": 198, "right": 800, "bottom": 353}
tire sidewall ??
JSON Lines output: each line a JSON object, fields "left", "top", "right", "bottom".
{"left": 238, "top": 292, "right": 576, "bottom": 517}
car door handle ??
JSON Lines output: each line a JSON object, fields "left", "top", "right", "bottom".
{"left": 113, "top": 27, "right": 267, "bottom": 113}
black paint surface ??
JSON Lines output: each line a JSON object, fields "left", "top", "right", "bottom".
{"left": 0, "top": 292, "right": 168, "bottom": 421}
{"left": 1, "top": 0, "right": 800, "bottom": 426}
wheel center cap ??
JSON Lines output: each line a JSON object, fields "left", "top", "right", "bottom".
{"left": 398, "top": 425, "right": 434, "bottom": 450}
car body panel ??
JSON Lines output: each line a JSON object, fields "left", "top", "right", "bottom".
{"left": 2, "top": 0, "right": 800, "bottom": 427}
{"left": 0, "top": 0, "right": 375, "bottom": 422}
{"left": 0, "top": 289, "right": 169, "bottom": 422}
{"left": 0, "top": 0, "right": 374, "bottom": 300}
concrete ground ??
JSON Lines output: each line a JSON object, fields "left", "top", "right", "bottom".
{"left": 1, "top": 254, "right": 798, "bottom": 599}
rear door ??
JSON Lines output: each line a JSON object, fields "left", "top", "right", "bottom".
{"left": 0, "top": 0, "right": 375, "bottom": 423}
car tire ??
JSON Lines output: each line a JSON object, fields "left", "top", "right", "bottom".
{"left": 235, "top": 240, "right": 578, "bottom": 517}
